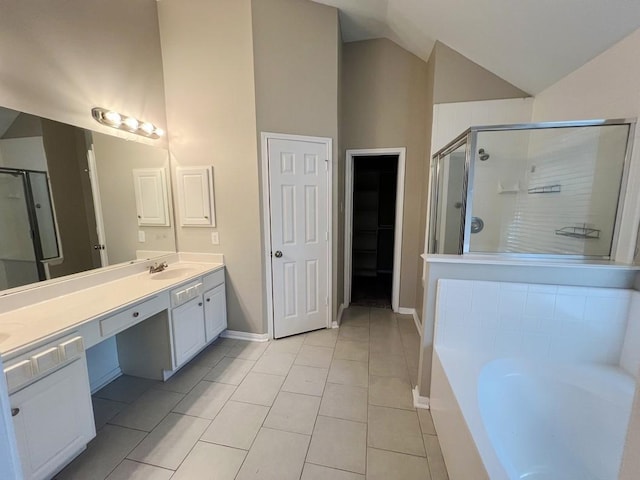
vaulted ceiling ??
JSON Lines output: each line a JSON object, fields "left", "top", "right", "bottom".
{"left": 312, "top": 0, "right": 640, "bottom": 94}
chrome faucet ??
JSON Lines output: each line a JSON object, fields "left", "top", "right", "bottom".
{"left": 149, "top": 261, "right": 168, "bottom": 274}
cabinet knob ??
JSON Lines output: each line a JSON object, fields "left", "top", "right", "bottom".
{"left": 206, "top": 298, "right": 210, "bottom": 302}
{"left": 11, "top": 408, "right": 19, "bottom": 417}
{"left": 198, "top": 302, "right": 203, "bottom": 306}
{"left": 133, "top": 312, "right": 139, "bottom": 318}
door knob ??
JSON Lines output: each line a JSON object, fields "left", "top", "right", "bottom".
{"left": 274, "top": 251, "right": 283, "bottom": 258}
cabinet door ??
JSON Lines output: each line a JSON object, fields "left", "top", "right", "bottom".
{"left": 172, "top": 296, "right": 206, "bottom": 367}
{"left": 204, "top": 284, "right": 227, "bottom": 342}
{"left": 132, "top": 168, "right": 170, "bottom": 226}
{"left": 176, "top": 166, "right": 215, "bottom": 226}
{"left": 11, "top": 358, "right": 95, "bottom": 480}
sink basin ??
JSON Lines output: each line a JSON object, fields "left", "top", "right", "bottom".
{"left": 150, "top": 267, "right": 199, "bottom": 280}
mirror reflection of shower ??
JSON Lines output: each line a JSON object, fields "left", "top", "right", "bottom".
{"left": 429, "top": 120, "right": 632, "bottom": 258}
{"left": 0, "top": 168, "right": 59, "bottom": 289}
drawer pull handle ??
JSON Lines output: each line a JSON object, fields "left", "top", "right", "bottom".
{"left": 11, "top": 408, "right": 19, "bottom": 417}
{"left": 133, "top": 312, "right": 140, "bottom": 318}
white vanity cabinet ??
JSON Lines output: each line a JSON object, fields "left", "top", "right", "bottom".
{"left": 172, "top": 296, "right": 207, "bottom": 367}
{"left": 6, "top": 335, "right": 94, "bottom": 480}
{"left": 204, "top": 283, "right": 227, "bottom": 342}
{"left": 170, "top": 268, "right": 227, "bottom": 368}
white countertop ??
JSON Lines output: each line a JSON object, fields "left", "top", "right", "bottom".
{"left": 0, "top": 261, "right": 223, "bottom": 359}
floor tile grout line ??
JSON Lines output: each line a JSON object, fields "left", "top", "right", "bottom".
{"left": 95, "top": 424, "right": 151, "bottom": 480}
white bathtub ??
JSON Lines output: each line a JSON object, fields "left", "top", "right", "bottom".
{"left": 432, "top": 348, "right": 635, "bottom": 480}
{"left": 430, "top": 279, "right": 640, "bottom": 480}
{"left": 479, "top": 358, "right": 634, "bottom": 480}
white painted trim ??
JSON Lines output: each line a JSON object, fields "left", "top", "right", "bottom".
{"left": 412, "top": 385, "right": 430, "bottom": 409}
{"left": 344, "top": 148, "right": 406, "bottom": 312}
{"left": 260, "top": 132, "right": 333, "bottom": 340}
{"left": 89, "top": 367, "right": 122, "bottom": 394}
{"left": 398, "top": 307, "right": 422, "bottom": 336}
{"left": 335, "top": 303, "right": 345, "bottom": 327}
{"left": 86, "top": 138, "right": 108, "bottom": 267}
{"left": 221, "top": 330, "right": 269, "bottom": 343}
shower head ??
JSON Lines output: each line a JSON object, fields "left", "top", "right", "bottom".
{"left": 478, "top": 148, "right": 490, "bottom": 161}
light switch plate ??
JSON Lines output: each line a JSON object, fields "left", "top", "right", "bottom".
{"left": 211, "top": 232, "right": 219, "bottom": 245}
{"left": 138, "top": 230, "right": 146, "bottom": 243}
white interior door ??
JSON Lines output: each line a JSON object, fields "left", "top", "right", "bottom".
{"left": 268, "top": 137, "right": 329, "bottom": 338}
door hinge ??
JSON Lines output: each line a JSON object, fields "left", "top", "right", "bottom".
{"left": 324, "top": 159, "right": 328, "bottom": 171}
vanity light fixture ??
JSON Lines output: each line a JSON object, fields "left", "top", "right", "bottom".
{"left": 91, "top": 107, "right": 164, "bottom": 139}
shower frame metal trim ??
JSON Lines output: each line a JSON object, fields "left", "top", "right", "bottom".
{"left": 429, "top": 118, "right": 637, "bottom": 260}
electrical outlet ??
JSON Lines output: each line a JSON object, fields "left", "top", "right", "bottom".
{"left": 211, "top": 231, "right": 219, "bottom": 245}
{"left": 138, "top": 230, "right": 145, "bottom": 243}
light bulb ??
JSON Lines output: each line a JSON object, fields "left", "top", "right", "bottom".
{"left": 140, "top": 122, "right": 155, "bottom": 135}
{"left": 123, "top": 116, "right": 139, "bottom": 130}
{"left": 103, "top": 111, "right": 121, "bottom": 126}
{"left": 154, "top": 127, "right": 165, "bottom": 137}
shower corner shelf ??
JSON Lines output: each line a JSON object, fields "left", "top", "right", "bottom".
{"left": 555, "top": 225, "right": 600, "bottom": 239}
{"left": 497, "top": 181, "right": 520, "bottom": 194}
{"left": 528, "top": 184, "right": 561, "bottom": 194}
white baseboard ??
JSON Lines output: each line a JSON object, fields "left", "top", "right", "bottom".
{"left": 221, "top": 330, "right": 269, "bottom": 342}
{"left": 398, "top": 307, "right": 422, "bottom": 336}
{"left": 90, "top": 367, "right": 122, "bottom": 394}
{"left": 334, "top": 303, "right": 345, "bottom": 328}
{"left": 412, "top": 386, "right": 430, "bottom": 410}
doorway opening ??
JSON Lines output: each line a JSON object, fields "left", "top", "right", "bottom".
{"left": 345, "top": 148, "right": 405, "bottom": 312}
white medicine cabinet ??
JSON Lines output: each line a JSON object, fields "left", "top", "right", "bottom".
{"left": 175, "top": 166, "right": 216, "bottom": 227}
{"left": 132, "top": 168, "right": 171, "bottom": 226}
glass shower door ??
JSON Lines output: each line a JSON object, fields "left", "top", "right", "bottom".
{"left": 0, "top": 171, "right": 39, "bottom": 289}
{"left": 430, "top": 143, "right": 468, "bottom": 254}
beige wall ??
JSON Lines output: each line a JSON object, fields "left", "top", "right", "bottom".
{"left": 414, "top": 52, "right": 437, "bottom": 322}
{"left": 41, "top": 120, "right": 97, "bottom": 278}
{"left": 432, "top": 42, "right": 529, "bottom": 104}
{"left": 342, "top": 38, "right": 431, "bottom": 309}
{"left": 251, "top": 0, "right": 341, "bottom": 319}
{"left": 158, "top": 0, "right": 264, "bottom": 334}
{"left": 0, "top": 0, "right": 167, "bottom": 148}
{"left": 91, "top": 132, "right": 175, "bottom": 265}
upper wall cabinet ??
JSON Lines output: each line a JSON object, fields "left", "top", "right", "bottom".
{"left": 132, "top": 168, "right": 171, "bottom": 226}
{"left": 176, "top": 166, "right": 216, "bottom": 227}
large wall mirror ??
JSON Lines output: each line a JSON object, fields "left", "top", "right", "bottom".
{"left": 0, "top": 106, "right": 176, "bottom": 293}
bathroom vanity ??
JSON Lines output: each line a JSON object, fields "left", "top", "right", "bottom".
{"left": 0, "top": 254, "right": 227, "bottom": 480}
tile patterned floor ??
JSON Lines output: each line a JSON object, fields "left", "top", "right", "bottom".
{"left": 56, "top": 307, "right": 449, "bottom": 480}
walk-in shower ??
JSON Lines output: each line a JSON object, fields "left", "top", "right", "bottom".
{"left": 428, "top": 119, "right": 635, "bottom": 259}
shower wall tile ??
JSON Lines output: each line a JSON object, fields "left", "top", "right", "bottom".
{"left": 620, "top": 291, "right": 640, "bottom": 377}
{"left": 435, "top": 279, "right": 631, "bottom": 365}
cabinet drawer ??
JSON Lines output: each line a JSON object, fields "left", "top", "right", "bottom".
{"left": 5, "top": 360, "right": 34, "bottom": 393}
{"left": 100, "top": 295, "right": 166, "bottom": 338}
{"left": 203, "top": 268, "right": 224, "bottom": 290}
{"left": 4, "top": 333, "right": 86, "bottom": 395}
{"left": 170, "top": 280, "right": 203, "bottom": 308}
